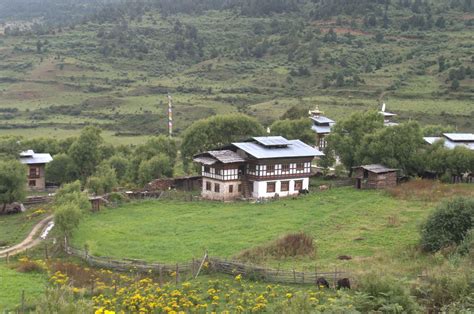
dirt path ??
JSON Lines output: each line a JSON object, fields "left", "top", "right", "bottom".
{"left": 0, "top": 215, "right": 54, "bottom": 258}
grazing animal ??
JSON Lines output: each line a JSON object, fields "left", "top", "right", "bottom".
{"left": 337, "top": 278, "right": 351, "bottom": 290}
{"left": 319, "top": 185, "right": 329, "bottom": 191}
{"left": 299, "top": 189, "right": 309, "bottom": 195}
{"left": 316, "top": 277, "right": 330, "bottom": 289}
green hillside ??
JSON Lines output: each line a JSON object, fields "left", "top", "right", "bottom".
{"left": 0, "top": 0, "right": 472, "bottom": 143}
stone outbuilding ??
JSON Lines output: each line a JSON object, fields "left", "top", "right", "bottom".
{"left": 353, "top": 164, "right": 398, "bottom": 190}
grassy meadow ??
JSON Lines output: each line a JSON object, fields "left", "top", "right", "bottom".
{"left": 0, "top": 4, "right": 473, "bottom": 144}
{"left": 0, "top": 207, "right": 49, "bottom": 248}
{"left": 72, "top": 185, "right": 464, "bottom": 275}
{"left": 0, "top": 262, "right": 46, "bottom": 311}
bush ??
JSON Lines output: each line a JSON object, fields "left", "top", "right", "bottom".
{"left": 354, "top": 273, "right": 420, "bottom": 313}
{"left": 420, "top": 197, "right": 474, "bottom": 252}
{"left": 413, "top": 267, "right": 473, "bottom": 311}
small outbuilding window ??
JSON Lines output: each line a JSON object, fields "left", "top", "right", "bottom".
{"left": 214, "top": 183, "right": 220, "bottom": 193}
{"left": 229, "top": 185, "right": 233, "bottom": 193}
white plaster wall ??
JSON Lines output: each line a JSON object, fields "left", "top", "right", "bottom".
{"left": 252, "top": 177, "right": 309, "bottom": 198}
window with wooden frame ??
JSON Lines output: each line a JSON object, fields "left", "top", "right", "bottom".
{"left": 282, "top": 164, "right": 289, "bottom": 172}
{"left": 229, "top": 185, "right": 233, "bottom": 193}
{"left": 280, "top": 181, "right": 289, "bottom": 192}
{"left": 296, "top": 163, "right": 305, "bottom": 171}
{"left": 29, "top": 180, "right": 36, "bottom": 187}
{"left": 238, "top": 184, "right": 242, "bottom": 192}
{"left": 266, "top": 164, "right": 275, "bottom": 173}
{"left": 266, "top": 182, "right": 276, "bottom": 193}
{"left": 206, "top": 181, "right": 212, "bottom": 191}
{"left": 294, "top": 180, "right": 303, "bottom": 191}
{"left": 29, "top": 167, "right": 40, "bottom": 178}
{"left": 214, "top": 183, "right": 220, "bottom": 193}
{"left": 204, "top": 165, "right": 210, "bottom": 173}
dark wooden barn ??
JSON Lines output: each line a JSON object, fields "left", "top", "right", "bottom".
{"left": 353, "top": 164, "right": 398, "bottom": 190}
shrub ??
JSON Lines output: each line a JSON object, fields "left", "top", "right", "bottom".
{"left": 413, "top": 267, "right": 473, "bottom": 311}
{"left": 420, "top": 197, "right": 474, "bottom": 252}
{"left": 34, "top": 286, "right": 92, "bottom": 313}
{"left": 354, "top": 273, "right": 420, "bottom": 313}
{"left": 15, "top": 258, "right": 45, "bottom": 273}
{"left": 273, "top": 232, "right": 315, "bottom": 258}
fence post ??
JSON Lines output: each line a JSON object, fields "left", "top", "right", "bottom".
{"left": 192, "top": 258, "right": 195, "bottom": 278}
{"left": 44, "top": 244, "right": 48, "bottom": 260}
{"left": 302, "top": 269, "right": 305, "bottom": 284}
{"left": 293, "top": 268, "right": 296, "bottom": 283}
{"left": 334, "top": 267, "right": 337, "bottom": 289}
{"left": 21, "top": 290, "right": 25, "bottom": 314}
{"left": 6, "top": 252, "right": 9, "bottom": 264}
{"left": 159, "top": 266, "right": 163, "bottom": 287}
{"left": 175, "top": 263, "right": 179, "bottom": 285}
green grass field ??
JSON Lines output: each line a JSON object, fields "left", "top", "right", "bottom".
{"left": 0, "top": 208, "right": 49, "bottom": 247}
{"left": 72, "top": 187, "right": 435, "bottom": 273}
{"left": 0, "top": 263, "right": 46, "bottom": 311}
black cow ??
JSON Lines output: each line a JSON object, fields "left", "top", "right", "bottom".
{"left": 316, "top": 277, "right": 330, "bottom": 289}
{"left": 299, "top": 189, "right": 309, "bottom": 195}
{"left": 336, "top": 278, "right": 351, "bottom": 290}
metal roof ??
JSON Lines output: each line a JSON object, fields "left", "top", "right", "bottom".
{"left": 379, "top": 111, "right": 396, "bottom": 117}
{"left": 310, "top": 116, "right": 335, "bottom": 125}
{"left": 193, "top": 150, "right": 245, "bottom": 165}
{"left": 19, "top": 151, "right": 53, "bottom": 165}
{"left": 423, "top": 136, "right": 474, "bottom": 150}
{"left": 233, "top": 139, "right": 324, "bottom": 159}
{"left": 311, "top": 125, "right": 331, "bottom": 134}
{"left": 252, "top": 136, "right": 291, "bottom": 147}
{"left": 443, "top": 133, "right": 474, "bottom": 142}
{"left": 355, "top": 164, "right": 398, "bottom": 174}
{"left": 384, "top": 121, "right": 399, "bottom": 127}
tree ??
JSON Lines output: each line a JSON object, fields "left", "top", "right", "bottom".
{"left": 104, "top": 155, "right": 130, "bottom": 182}
{"left": 68, "top": 126, "right": 104, "bottom": 180}
{"left": 86, "top": 164, "right": 118, "bottom": 195}
{"left": 326, "top": 111, "right": 384, "bottom": 176}
{"left": 438, "top": 56, "right": 446, "bottom": 72}
{"left": 46, "top": 154, "right": 78, "bottom": 185}
{"left": 54, "top": 202, "right": 83, "bottom": 241}
{"left": 181, "top": 114, "right": 264, "bottom": 168}
{"left": 451, "top": 79, "right": 460, "bottom": 90}
{"left": 355, "top": 122, "right": 424, "bottom": 176}
{"left": 420, "top": 197, "right": 474, "bottom": 252}
{"left": 0, "top": 160, "right": 26, "bottom": 213}
{"left": 422, "top": 124, "right": 455, "bottom": 137}
{"left": 269, "top": 119, "right": 315, "bottom": 145}
{"left": 280, "top": 105, "right": 308, "bottom": 120}
{"left": 138, "top": 154, "right": 173, "bottom": 186}
{"left": 446, "top": 146, "right": 474, "bottom": 179}
{"left": 54, "top": 181, "right": 91, "bottom": 212}
{"left": 0, "top": 136, "right": 23, "bottom": 159}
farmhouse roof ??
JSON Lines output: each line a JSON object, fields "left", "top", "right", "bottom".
{"left": 443, "top": 133, "right": 474, "bottom": 142}
{"left": 232, "top": 137, "right": 323, "bottom": 159}
{"left": 310, "top": 116, "right": 335, "bottom": 125}
{"left": 311, "top": 125, "right": 331, "bottom": 134}
{"left": 19, "top": 150, "right": 53, "bottom": 165}
{"left": 193, "top": 150, "right": 245, "bottom": 165}
{"left": 354, "top": 164, "right": 398, "bottom": 174}
{"left": 423, "top": 133, "right": 474, "bottom": 150}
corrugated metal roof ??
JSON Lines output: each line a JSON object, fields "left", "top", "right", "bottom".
{"left": 379, "top": 111, "right": 396, "bottom": 117}
{"left": 233, "top": 139, "right": 323, "bottom": 159}
{"left": 384, "top": 121, "right": 399, "bottom": 127}
{"left": 311, "top": 125, "right": 331, "bottom": 134}
{"left": 423, "top": 136, "right": 474, "bottom": 150}
{"left": 355, "top": 164, "right": 398, "bottom": 173}
{"left": 444, "top": 133, "right": 474, "bottom": 142}
{"left": 19, "top": 151, "right": 53, "bottom": 165}
{"left": 310, "top": 116, "right": 335, "bottom": 124}
{"left": 252, "top": 136, "right": 291, "bottom": 147}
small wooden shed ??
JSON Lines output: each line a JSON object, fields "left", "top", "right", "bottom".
{"left": 353, "top": 164, "right": 398, "bottom": 190}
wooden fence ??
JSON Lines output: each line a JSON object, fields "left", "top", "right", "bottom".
{"left": 66, "top": 246, "right": 347, "bottom": 287}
